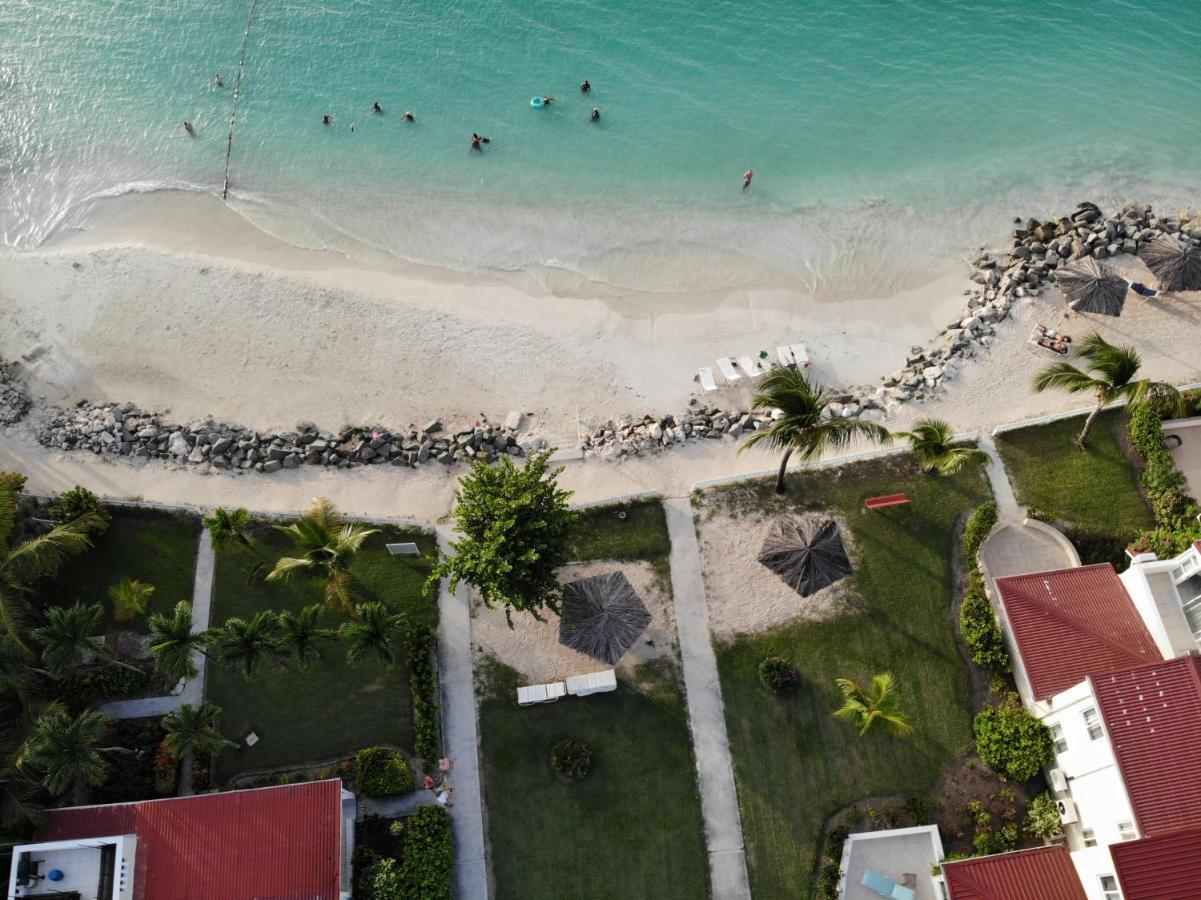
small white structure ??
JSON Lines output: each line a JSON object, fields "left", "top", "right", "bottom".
{"left": 517, "top": 682, "right": 567, "bottom": 706}
{"left": 565, "top": 669, "right": 618, "bottom": 697}
{"left": 386, "top": 542, "right": 420, "bottom": 556}
{"left": 837, "top": 825, "right": 943, "bottom": 900}
{"left": 1118, "top": 539, "right": 1201, "bottom": 657}
{"left": 9, "top": 834, "right": 137, "bottom": 900}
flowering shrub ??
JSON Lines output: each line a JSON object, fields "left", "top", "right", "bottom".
{"left": 550, "top": 738, "right": 592, "bottom": 781}
{"left": 758, "top": 656, "right": 800, "bottom": 693}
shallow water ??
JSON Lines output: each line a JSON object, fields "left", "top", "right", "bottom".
{"left": 2, "top": 0, "right": 1199, "bottom": 294}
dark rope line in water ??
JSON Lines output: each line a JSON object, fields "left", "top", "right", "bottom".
{"left": 222, "top": 0, "right": 260, "bottom": 200}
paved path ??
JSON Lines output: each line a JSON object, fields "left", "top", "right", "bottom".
{"left": 435, "top": 525, "right": 490, "bottom": 900}
{"left": 99, "top": 530, "right": 215, "bottom": 721}
{"left": 663, "top": 498, "right": 752, "bottom": 900}
{"left": 979, "top": 437, "right": 1023, "bottom": 522}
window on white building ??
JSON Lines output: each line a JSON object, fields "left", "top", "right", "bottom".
{"left": 1081, "top": 828, "right": 1097, "bottom": 847}
{"left": 1099, "top": 874, "right": 1122, "bottom": 899}
{"left": 1049, "top": 722, "right": 1068, "bottom": 753}
{"left": 1118, "top": 820, "right": 1136, "bottom": 841}
{"left": 1082, "top": 707, "right": 1104, "bottom": 740}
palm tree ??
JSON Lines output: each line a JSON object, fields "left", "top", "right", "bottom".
{"left": 278, "top": 604, "right": 337, "bottom": 668}
{"left": 339, "top": 602, "right": 404, "bottom": 668}
{"left": 147, "top": 602, "right": 213, "bottom": 684}
{"left": 832, "top": 673, "right": 913, "bottom": 737}
{"left": 209, "top": 611, "right": 286, "bottom": 680}
{"left": 34, "top": 601, "right": 141, "bottom": 675}
{"left": 1, "top": 477, "right": 105, "bottom": 648}
{"left": 202, "top": 507, "right": 254, "bottom": 552}
{"left": 19, "top": 708, "right": 132, "bottom": 801}
{"left": 896, "top": 418, "right": 990, "bottom": 475}
{"left": 266, "top": 498, "right": 379, "bottom": 616}
{"left": 162, "top": 702, "right": 238, "bottom": 759}
{"left": 1032, "top": 332, "right": 1183, "bottom": 446}
{"left": 107, "top": 577, "right": 155, "bottom": 622}
{"left": 740, "top": 367, "right": 891, "bottom": 494}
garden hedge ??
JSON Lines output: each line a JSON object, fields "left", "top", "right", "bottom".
{"left": 355, "top": 746, "right": 414, "bottom": 797}
{"left": 404, "top": 625, "right": 441, "bottom": 771}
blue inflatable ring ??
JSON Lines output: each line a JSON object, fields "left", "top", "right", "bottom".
{"left": 530, "top": 96, "right": 544, "bottom": 109}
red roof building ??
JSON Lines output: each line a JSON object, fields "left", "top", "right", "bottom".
{"left": 995, "top": 564, "right": 1162, "bottom": 701}
{"left": 1110, "top": 826, "right": 1201, "bottom": 900}
{"left": 942, "top": 845, "right": 1086, "bottom": 900}
{"left": 1091, "top": 655, "right": 1201, "bottom": 838}
{"left": 14, "top": 779, "right": 345, "bottom": 900}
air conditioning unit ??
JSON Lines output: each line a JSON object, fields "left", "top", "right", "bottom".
{"left": 1057, "top": 798, "right": 1078, "bottom": 825}
{"left": 1049, "top": 768, "right": 1068, "bottom": 792}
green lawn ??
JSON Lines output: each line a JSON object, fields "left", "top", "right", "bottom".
{"left": 996, "top": 409, "right": 1153, "bottom": 536}
{"left": 41, "top": 506, "right": 201, "bottom": 632}
{"left": 478, "top": 499, "right": 708, "bottom": 900}
{"left": 207, "top": 522, "right": 437, "bottom": 780}
{"left": 701, "top": 458, "right": 991, "bottom": 899}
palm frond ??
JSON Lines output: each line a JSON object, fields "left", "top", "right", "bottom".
{"left": 1031, "top": 362, "right": 1106, "bottom": 396}
{"left": 3, "top": 520, "right": 97, "bottom": 582}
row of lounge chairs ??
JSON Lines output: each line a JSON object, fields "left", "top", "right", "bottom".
{"left": 1028, "top": 323, "right": 1073, "bottom": 356}
{"left": 699, "top": 343, "right": 810, "bottom": 392}
{"left": 516, "top": 669, "right": 618, "bottom": 705}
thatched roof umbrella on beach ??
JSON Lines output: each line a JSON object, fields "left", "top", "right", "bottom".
{"left": 757, "top": 514, "right": 852, "bottom": 597}
{"left": 1053, "top": 256, "right": 1127, "bottom": 317}
{"left": 559, "top": 571, "right": 651, "bottom": 665}
{"left": 1139, "top": 234, "right": 1201, "bottom": 292}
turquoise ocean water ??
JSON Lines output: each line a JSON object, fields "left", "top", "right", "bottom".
{"left": 2, "top": 0, "right": 1199, "bottom": 294}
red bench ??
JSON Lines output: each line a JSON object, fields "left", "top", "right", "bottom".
{"left": 865, "top": 493, "right": 911, "bottom": 511}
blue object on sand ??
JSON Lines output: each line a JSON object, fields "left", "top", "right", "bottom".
{"left": 1130, "top": 281, "right": 1158, "bottom": 297}
{"left": 530, "top": 96, "right": 545, "bottom": 108}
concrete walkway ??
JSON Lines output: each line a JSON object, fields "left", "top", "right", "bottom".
{"left": 99, "top": 530, "right": 215, "bottom": 720}
{"left": 979, "top": 437, "right": 1022, "bottom": 522}
{"left": 663, "top": 498, "right": 752, "bottom": 900}
{"left": 435, "top": 525, "right": 489, "bottom": 900}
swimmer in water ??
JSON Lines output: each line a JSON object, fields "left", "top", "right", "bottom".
{"left": 543, "top": 96, "right": 555, "bottom": 105}
{"left": 742, "top": 169, "right": 753, "bottom": 191}
{"left": 372, "top": 101, "right": 382, "bottom": 113}
{"left": 471, "top": 134, "right": 482, "bottom": 151}
{"left": 322, "top": 114, "right": 332, "bottom": 125}
{"left": 580, "top": 79, "right": 591, "bottom": 93}
{"left": 213, "top": 73, "right": 224, "bottom": 87}
{"left": 183, "top": 121, "right": 196, "bottom": 135}
{"left": 590, "top": 107, "right": 600, "bottom": 121}
{"left": 403, "top": 111, "right": 415, "bottom": 122}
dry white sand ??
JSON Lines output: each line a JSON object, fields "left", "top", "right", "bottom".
{"left": 470, "top": 560, "right": 675, "bottom": 683}
{"left": 696, "top": 510, "right": 860, "bottom": 637}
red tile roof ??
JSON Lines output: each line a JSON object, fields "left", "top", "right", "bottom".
{"left": 1092, "top": 655, "right": 1201, "bottom": 838}
{"left": 1111, "top": 826, "right": 1201, "bottom": 900}
{"left": 36, "top": 779, "right": 343, "bottom": 900}
{"left": 943, "top": 845, "right": 1086, "bottom": 900}
{"left": 994, "top": 564, "right": 1162, "bottom": 700}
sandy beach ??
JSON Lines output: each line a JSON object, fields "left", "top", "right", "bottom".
{"left": 2, "top": 191, "right": 1200, "bottom": 522}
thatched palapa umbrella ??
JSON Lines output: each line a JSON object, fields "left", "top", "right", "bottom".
{"left": 757, "top": 515, "right": 852, "bottom": 597}
{"left": 559, "top": 571, "right": 651, "bottom": 665}
{"left": 1140, "top": 234, "right": 1201, "bottom": 292}
{"left": 1053, "top": 256, "right": 1127, "bottom": 316}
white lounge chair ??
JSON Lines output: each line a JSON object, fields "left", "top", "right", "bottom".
{"left": 386, "top": 542, "right": 420, "bottom": 556}
{"left": 789, "top": 343, "right": 810, "bottom": 368}
{"left": 517, "top": 682, "right": 567, "bottom": 706}
{"left": 776, "top": 345, "right": 796, "bottom": 366}
{"left": 716, "top": 357, "right": 741, "bottom": 382}
{"left": 566, "top": 670, "right": 618, "bottom": 697}
{"left": 698, "top": 367, "right": 718, "bottom": 392}
{"left": 738, "top": 355, "right": 765, "bottom": 378}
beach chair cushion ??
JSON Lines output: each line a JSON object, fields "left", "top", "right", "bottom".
{"left": 861, "top": 868, "right": 914, "bottom": 900}
{"left": 698, "top": 367, "right": 718, "bottom": 391}
{"left": 738, "top": 355, "right": 763, "bottom": 377}
{"left": 566, "top": 669, "right": 618, "bottom": 696}
{"left": 776, "top": 345, "right": 796, "bottom": 365}
{"left": 789, "top": 343, "right": 810, "bottom": 367}
{"left": 716, "top": 357, "right": 741, "bottom": 381}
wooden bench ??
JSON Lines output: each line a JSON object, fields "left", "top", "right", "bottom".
{"left": 865, "top": 493, "right": 910, "bottom": 511}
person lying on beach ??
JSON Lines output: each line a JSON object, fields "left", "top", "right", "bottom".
{"left": 1031, "top": 336, "right": 1068, "bottom": 354}
{"left": 213, "top": 73, "right": 224, "bottom": 87}
{"left": 580, "top": 79, "right": 591, "bottom": 93}
{"left": 590, "top": 107, "right": 601, "bottom": 121}
{"left": 403, "top": 111, "right": 415, "bottom": 122}
{"left": 322, "top": 114, "right": 332, "bottom": 125}
{"left": 372, "top": 101, "right": 383, "bottom": 113}
{"left": 183, "top": 121, "right": 196, "bottom": 135}
{"left": 1034, "top": 323, "right": 1071, "bottom": 342}
{"left": 742, "top": 169, "right": 753, "bottom": 191}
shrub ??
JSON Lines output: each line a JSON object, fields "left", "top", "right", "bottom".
{"left": 758, "top": 656, "right": 800, "bottom": 693}
{"left": 191, "top": 751, "right": 212, "bottom": 793}
{"left": 1128, "top": 403, "right": 1166, "bottom": 458}
{"left": 361, "top": 857, "right": 403, "bottom": 899}
{"left": 961, "top": 502, "right": 998, "bottom": 559}
{"left": 49, "top": 485, "right": 111, "bottom": 533}
{"left": 50, "top": 664, "right": 147, "bottom": 707}
{"left": 1128, "top": 404, "right": 1201, "bottom": 558}
{"left": 153, "top": 737, "right": 178, "bottom": 796}
{"left": 901, "top": 793, "right": 937, "bottom": 825}
{"left": 404, "top": 625, "right": 441, "bottom": 770}
{"left": 973, "top": 695, "right": 1054, "bottom": 782}
{"left": 960, "top": 573, "right": 1010, "bottom": 674}
{"left": 1024, "top": 792, "right": 1063, "bottom": 840}
{"left": 1062, "top": 525, "right": 1133, "bottom": 570}
{"left": 395, "top": 805, "right": 453, "bottom": 900}
{"left": 355, "top": 747, "right": 415, "bottom": 797}
{"left": 550, "top": 738, "right": 592, "bottom": 781}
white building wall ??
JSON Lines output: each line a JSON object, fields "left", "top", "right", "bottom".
{"left": 1071, "top": 846, "right": 1123, "bottom": 900}
{"left": 1118, "top": 546, "right": 1200, "bottom": 659}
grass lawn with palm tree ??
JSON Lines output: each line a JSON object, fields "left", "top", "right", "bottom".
{"left": 207, "top": 521, "right": 436, "bottom": 781}
{"left": 701, "top": 457, "right": 991, "bottom": 899}
{"left": 477, "top": 500, "right": 709, "bottom": 900}
{"left": 39, "top": 507, "right": 201, "bottom": 633}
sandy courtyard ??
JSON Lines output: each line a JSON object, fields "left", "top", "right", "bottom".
{"left": 471, "top": 559, "right": 676, "bottom": 684}
{"left": 696, "top": 510, "right": 860, "bottom": 638}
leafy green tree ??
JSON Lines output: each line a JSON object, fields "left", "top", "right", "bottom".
{"left": 832, "top": 672, "right": 913, "bottom": 737}
{"left": 162, "top": 702, "right": 238, "bottom": 758}
{"left": 1, "top": 473, "right": 105, "bottom": 647}
{"left": 20, "top": 708, "right": 131, "bottom": 801}
{"left": 1024, "top": 792, "right": 1063, "bottom": 840}
{"left": 339, "top": 602, "right": 404, "bottom": 667}
{"left": 429, "top": 450, "right": 576, "bottom": 625}
{"left": 34, "top": 601, "right": 141, "bottom": 674}
{"left": 266, "top": 498, "right": 379, "bottom": 616}
{"left": 49, "top": 486, "right": 111, "bottom": 534}
{"left": 278, "top": 604, "right": 337, "bottom": 668}
{"left": 896, "top": 418, "right": 989, "bottom": 475}
{"left": 147, "top": 602, "right": 212, "bottom": 684}
{"left": 209, "top": 611, "right": 287, "bottom": 680}
{"left": 740, "top": 367, "right": 891, "bottom": 494}
{"left": 1032, "top": 332, "right": 1183, "bottom": 446}
{"left": 974, "top": 695, "right": 1054, "bottom": 781}
{"left": 107, "top": 577, "right": 155, "bottom": 622}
